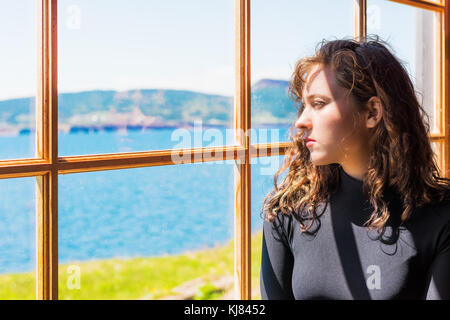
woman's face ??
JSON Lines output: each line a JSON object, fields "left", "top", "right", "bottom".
{"left": 295, "top": 63, "right": 370, "bottom": 168}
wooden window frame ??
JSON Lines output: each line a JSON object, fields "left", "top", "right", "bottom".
{"left": 0, "top": 0, "right": 447, "bottom": 300}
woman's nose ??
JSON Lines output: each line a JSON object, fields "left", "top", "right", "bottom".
{"left": 295, "top": 109, "right": 312, "bottom": 131}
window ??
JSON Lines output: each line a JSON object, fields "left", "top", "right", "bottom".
{"left": 58, "top": 164, "right": 235, "bottom": 299}
{"left": 58, "top": 0, "right": 236, "bottom": 156}
{"left": 0, "top": 0, "right": 447, "bottom": 300}
{"left": 0, "top": 178, "right": 36, "bottom": 299}
{"left": 0, "top": 0, "right": 37, "bottom": 159}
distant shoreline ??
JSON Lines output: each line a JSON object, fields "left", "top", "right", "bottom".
{"left": 0, "top": 81, "right": 295, "bottom": 137}
{"left": 0, "top": 123, "right": 292, "bottom": 136}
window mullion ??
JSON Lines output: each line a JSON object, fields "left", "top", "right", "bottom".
{"left": 354, "top": 0, "right": 367, "bottom": 40}
{"left": 234, "top": 0, "right": 251, "bottom": 300}
{"left": 444, "top": 0, "right": 450, "bottom": 177}
{"left": 36, "top": 0, "right": 58, "bottom": 300}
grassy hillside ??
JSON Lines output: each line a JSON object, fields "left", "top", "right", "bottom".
{"left": 0, "top": 231, "right": 263, "bottom": 300}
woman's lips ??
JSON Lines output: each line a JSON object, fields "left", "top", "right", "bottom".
{"left": 305, "top": 138, "right": 316, "bottom": 147}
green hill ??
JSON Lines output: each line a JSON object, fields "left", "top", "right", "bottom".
{"left": 0, "top": 79, "right": 297, "bottom": 132}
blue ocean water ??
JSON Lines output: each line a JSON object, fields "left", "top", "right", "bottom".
{"left": 0, "top": 128, "right": 289, "bottom": 274}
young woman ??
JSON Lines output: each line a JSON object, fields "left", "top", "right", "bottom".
{"left": 260, "top": 37, "right": 450, "bottom": 300}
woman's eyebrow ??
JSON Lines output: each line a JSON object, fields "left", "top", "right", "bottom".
{"left": 305, "top": 94, "right": 328, "bottom": 100}
{"left": 301, "top": 94, "right": 329, "bottom": 104}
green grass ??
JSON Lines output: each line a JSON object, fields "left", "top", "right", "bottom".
{"left": 0, "top": 231, "right": 263, "bottom": 300}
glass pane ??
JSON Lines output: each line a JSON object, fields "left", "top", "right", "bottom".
{"left": 59, "top": 162, "right": 235, "bottom": 299}
{"left": 430, "top": 140, "right": 444, "bottom": 176}
{"left": 0, "top": 177, "right": 36, "bottom": 299}
{"left": 58, "top": 0, "right": 235, "bottom": 156}
{"left": 367, "top": 0, "right": 440, "bottom": 134}
{"left": 250, "top": 0, "right": 354, "bottom": 142}
{"left": 251, "top": 154, "right": 285, "bottom": 300}
{"left": 0, "top": 0, "right": 37, "bottom": 159}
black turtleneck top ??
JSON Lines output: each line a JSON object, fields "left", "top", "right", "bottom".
{"left": 260, "top": 165, "right": 450, "bottom": 300}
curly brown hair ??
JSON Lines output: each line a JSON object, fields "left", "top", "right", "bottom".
{"left": 262, "top": 36, "right": 450, "bottom": 233}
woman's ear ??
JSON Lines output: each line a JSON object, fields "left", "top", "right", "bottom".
{"left": 365, "top": 96, "right": 383, "bottom": 129}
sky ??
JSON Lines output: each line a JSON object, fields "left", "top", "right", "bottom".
{"left": 0, "top": 0, "right": 423, "bottom": 101}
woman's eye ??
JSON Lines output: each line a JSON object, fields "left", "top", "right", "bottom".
{"left": 313, "top": 101, "right": 324, "bottom": 108}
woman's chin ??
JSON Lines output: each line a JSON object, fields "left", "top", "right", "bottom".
{"left": 309, "top": 154, "right": 332, "bottom": 166}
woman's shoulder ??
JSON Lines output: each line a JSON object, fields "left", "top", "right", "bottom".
{"left": 424, "top": 198, "right": 450, "bottom": 254}
{"left": 262, "top": 207, "right": 296, "bottom": 241}
{"left": 263, "top": 207, "right": 294, "bottom": 228}
{"left": 393, "top": 197, "right": 450, "bottom": 256}
{"left": 407, "top": 196, "right": 450, "bottom": 238}
{"left": 420, "top": 196, "right": 450, "bottom": 222}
